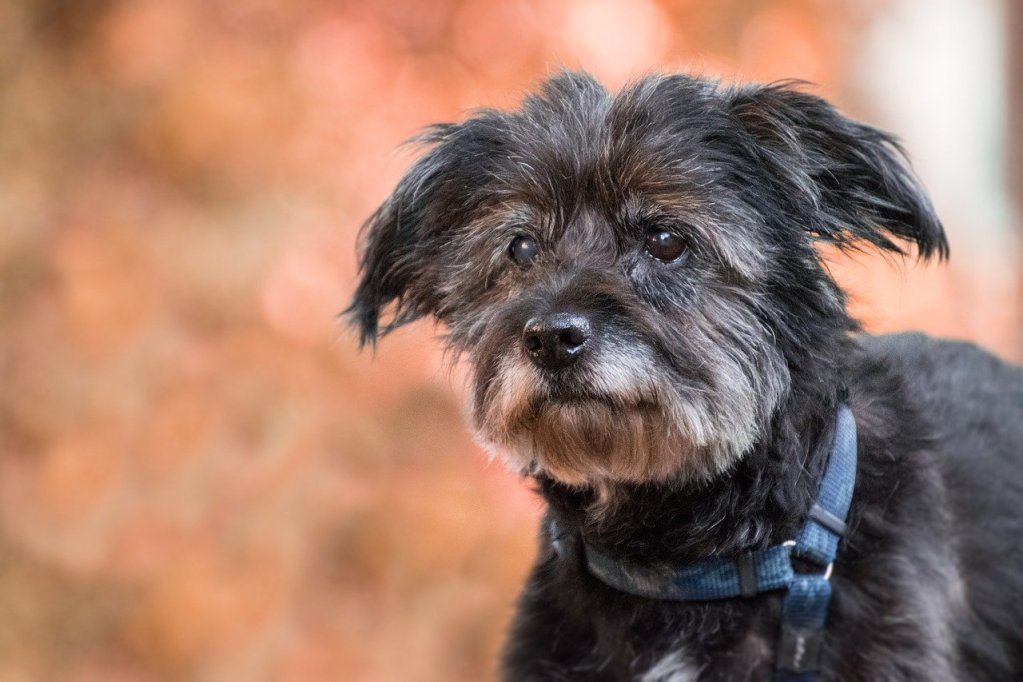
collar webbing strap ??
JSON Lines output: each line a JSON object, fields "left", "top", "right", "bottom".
{"left": 563, "top": 405, "right": 858, "bottom": 682}
{"left": 584, "top": 542, "right": 796, "bottom": 601}
{"left": 774, "top": 403, "right": 857, "bottom": 680}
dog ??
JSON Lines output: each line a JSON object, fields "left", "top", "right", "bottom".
{"left": 347, "top": 72, "right": 1023, "bottom": 681}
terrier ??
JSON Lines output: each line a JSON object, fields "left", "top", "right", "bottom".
{"left": 347, "top": 72, "right": 1023, "bottom": 681}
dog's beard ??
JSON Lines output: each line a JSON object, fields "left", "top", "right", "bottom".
{"left": 470, "top": 335, "right": 788, "bottom": 487}
{"left": 525, "top": 401, "right": 685, "bottom": 485}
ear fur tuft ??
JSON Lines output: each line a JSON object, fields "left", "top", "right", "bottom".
{"left": 344, "top": 125, "right": 457, "bottom": 347}
{"left": 729, "top": 83, "right": 948, "bottom": 261}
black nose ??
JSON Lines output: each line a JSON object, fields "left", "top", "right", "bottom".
{"left": 522, "top": 313, "right": 592, "bottom": 370}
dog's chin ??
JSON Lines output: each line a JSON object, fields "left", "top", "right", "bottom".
{"left": 528, "top": 398, "right": 673, "bottom": 486}
{"left": 479, "top": 394, "right": 720, "bottom": 488}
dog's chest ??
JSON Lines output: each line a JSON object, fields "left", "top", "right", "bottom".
{"left": 638, "top": 629, "right": 772, "bottom": 682}
{"left": 639, "top": 649, "right": 700, "bottom": 681}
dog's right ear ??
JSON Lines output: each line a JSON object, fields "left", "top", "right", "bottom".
{"left": 345, "top": 123, "right": 476, "bottom": 347}
{"left": 727, "top": 83, "right": 948, "bottom": 261}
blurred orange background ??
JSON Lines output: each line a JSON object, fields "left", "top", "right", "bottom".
{"left": 0, "top": 1, "right": 1020, "bottom": 681}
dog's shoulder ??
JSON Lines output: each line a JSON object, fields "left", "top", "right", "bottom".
{"left": 856, "top": 332, "right": 1023, "bottom": 437}
{"left": 846, "top": 333, "right": 1023, "bottom": 678}
{"left": 860, "top": 331, "right": 1022, "bottom": 387}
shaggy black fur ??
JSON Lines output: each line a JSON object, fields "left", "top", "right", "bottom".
{"left": 347, "top": 72, "right": 1023, "bottom": 680}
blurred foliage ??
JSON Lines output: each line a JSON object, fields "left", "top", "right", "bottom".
{"left": 0, "top": 1, "right": 1017, "bottom": 680}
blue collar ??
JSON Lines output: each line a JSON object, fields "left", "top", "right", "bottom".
{"left": 553, "top": 405, "right": 858, "bottom": 681}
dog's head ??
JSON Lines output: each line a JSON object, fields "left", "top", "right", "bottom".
{"left": 348, "top": 72, "right": 946, "bottom": 488}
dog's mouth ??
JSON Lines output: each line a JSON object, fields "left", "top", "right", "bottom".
{"left": 531, "top": 390, "right": 657, "bottom": 414}
{"left": 530, "top": 360, "right": 661, "bottom": 411}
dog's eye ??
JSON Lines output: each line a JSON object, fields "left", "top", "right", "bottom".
{"left": 644, "top": 230, "right": 688, "bottom": 262}
{"left": 509, "top": 235, "right": 538, "bottom": 267}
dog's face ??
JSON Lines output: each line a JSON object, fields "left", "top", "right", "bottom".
{"left": 348, "top": 73, "right": 946, "bottom": 488}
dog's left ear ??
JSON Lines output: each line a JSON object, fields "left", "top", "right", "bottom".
{"left": 728, "top": 84, "right": 948, "bottom": 260}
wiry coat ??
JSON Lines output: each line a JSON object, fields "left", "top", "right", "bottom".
{"left": 348, "top": 72, "right": 1023, "bottom": 680}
